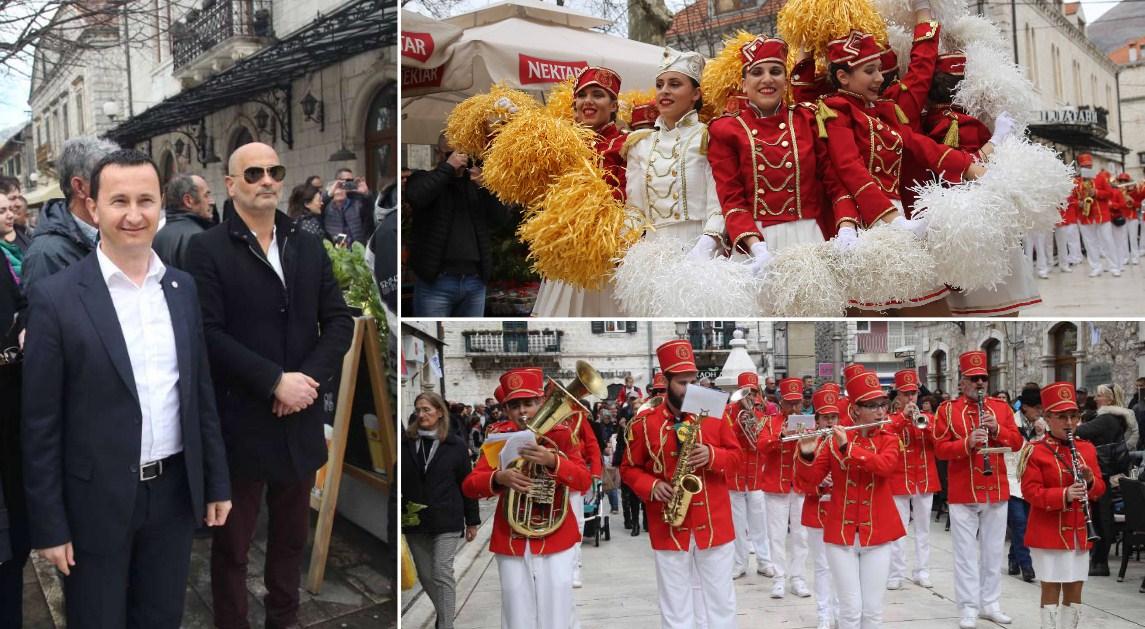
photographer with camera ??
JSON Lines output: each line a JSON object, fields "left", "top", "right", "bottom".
{"left": 322, "top": 167, "right": 376, "bottom": 246}
{"left": 406, "top": 133, "right": 507, "bottom": 317}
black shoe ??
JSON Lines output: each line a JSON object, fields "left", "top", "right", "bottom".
{"left": 1008, "top": 560, "right": 1020, "bottom": 576}
{"left": 1089, "top": 562, "right": 1110, "bottom": 577}
{"left": 1021, "top": 566, "right": 1035, "bottom": 582}
{"left": 630, "top": 525, "right": 640, "bottom": 537}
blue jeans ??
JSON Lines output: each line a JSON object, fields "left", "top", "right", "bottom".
{"left": 1007, "top": 497, "right": 1032, "bottom": 569}
{"left": 414, "top": 273, "right": 486, "bottom": 317}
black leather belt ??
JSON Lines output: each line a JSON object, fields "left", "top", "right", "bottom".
{"left": 139, "top": 452, "right": 183, "bottom": 481}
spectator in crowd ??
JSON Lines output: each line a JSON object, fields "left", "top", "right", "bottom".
{"left": 1076, "top": 383, "right": 1135, "bottom": 576}
{"left": 616, "top": 374, "right": 642, "bottom": 404}
{"left": 800, "top": 389, "right": 814, "bottom": 415}
{"left": 371, "top": 191, "right": 398, "bottom": 313}
{"left": 23, "top": 137, "right": 118, "bottom": 292}
{"left": 322, "top": 168, "right": 376, "bottom": 246}
{"left": 1007, "top": 386, "right": 1041, "bottom": 582}
{"left": 287, "top": 184, "right": 328, "bottom": 241}
{"left": 1132, "top": 377, "right": 1145, "bottom": 439}
{"left": 154, "top": 174, "right": 215, "bottom": 270}
{"left": 406, "top": 134, "right": 507, "bottom": 317}
{"left": 0, "top": 239, "right": 23, "bottom": 624}
{"left": 613, "top": 417, "right": 646, "bottom": 536}
{"left": 801, "top": 375, "right": 814, "bottom": 390}
{"left": 11, "top": 196, "right": 32, "bottom": 238}
{"left": 0, "top": 195, "right": 22, "bottom": 280}
{"left": 402, "top": 392, "right": 480, "bottom": 629}
{"left": 187, "top": 142, "right": 353, "bottom": 628}
{"left": 306, "top": 175, "right": 323, "bottom": 191}
{"left": 602, "top": 422, "right": 621, "bottom": 515}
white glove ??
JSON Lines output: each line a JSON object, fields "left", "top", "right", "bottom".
{"left": 832, "top": 226, "right": 859, "bottom": 254}
{"left": 990, "top": 111, "right": 1016, "bottom": 145}
{"left": 686, "top": 235, "right": 719, "bottom": 261}
{"left": 748, "top": 241, "right": 774, "bottom": 277}
{"left": 892, "top": 215, "right": 929, "bottom": 239}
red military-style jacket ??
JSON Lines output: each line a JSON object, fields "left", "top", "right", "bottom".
{"left": 567, "top": 409, "right": 602, "bottom": 479}
{"left": 1061, "top": 180, "right": 1082, "bottom": 226}
{"left": 795, "top": 430, "right": 906, "bottom": 546}
{"left": 791, "top": 56, "right": 831, "bottom": 104}
{"left": 708, "top": 103, "right": 859, "bottom": 252}
{"left": 1079, "top": 171, "right": 1113, "bottom": 225}
{"left": 595, "top": 122, "right": 628, "bottom": 200}
{"left": 756, "top": 412, "right": 803, "bottom": 494}
{"left": 933, "top": 396, "right": 1025, "bottom": 504}
{"left": 462, "top": 420, "right": 591, "bottom": 556}
{"left": 1110, "top": 183, "right": 1129, "bottom": 221}
{"left": 621, "top": 400, "right": 740, "bottom": 551}
{"left": 901, "top": 105, "right": 992, "bottom": 214}
{"left": 886, "top": 410, "right": 940, "bottom": 495}
{"left": 1129, "top": 184, "right": 1145, "bottom": 217}
{"left": 796, "top": 438, "right": 833, "bottom": 529}
{"left": 1021, "top": 436, "right": 1106, "bottom": 551}
{"left": 721, "top": 400, "right": 766, "bottom": 492}
{"left": 822, "top": 90, "right": 973, "bottom": 226}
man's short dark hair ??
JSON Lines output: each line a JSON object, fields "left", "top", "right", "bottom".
{"left": 165, "top": 173, "right": 200, "bottom": 212}
{"left": 89, "top": 149, "right": 161, "bottom": 202}
{"left": 0, "top": 176, "right": 19, "bottom": 194}
{"left": 335, "top": 168, "right": 353, "bottom": 178}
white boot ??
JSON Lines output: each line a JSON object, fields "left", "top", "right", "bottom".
{"left": 1060, "top": 605, "right": 1079, "bottom": 629}
{"left": 1039, "top": 605, "right": 1058, "bottom": 629}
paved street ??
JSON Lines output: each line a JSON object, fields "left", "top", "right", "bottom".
{"left": 404, "top": 501, "right": 1145, "bottom": 629}
{"left": 1021, "top": 258, "right": 1145, "bottom": 316}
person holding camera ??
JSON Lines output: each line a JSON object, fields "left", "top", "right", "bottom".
{"left": 322, "top": 167, "right": 375, "bottom": 246}
{"left": 406, "top": 133, "right": 508, "bottom": 317}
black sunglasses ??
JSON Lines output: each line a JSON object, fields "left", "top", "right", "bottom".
{"left": 968, "top": 375, "right": 989, "bottom": 383}
{"left": 233, "top": 165, "right": 286, "bottom": 184}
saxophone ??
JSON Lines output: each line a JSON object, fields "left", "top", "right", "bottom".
{"left": 1082, "top": 180, "right": 1095, "bottom": 218}
{"left": 663, "top": 417, "right": 705, "bottom": 527}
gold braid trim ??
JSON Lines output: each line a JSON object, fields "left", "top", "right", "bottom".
{"left": 894, "top": 103, "right": 909, "bottom": 125}
{"left": 1017, "top": 442, "right": 1035, "bottom": 478}
{"left": 942, "top": 116, "right": 960, "bottom": 148}
{"left": 814, "top": 101, "right": 837, "bottom": 139}
{"left": 621, "top": 129, "right": 654, "bottom": 160}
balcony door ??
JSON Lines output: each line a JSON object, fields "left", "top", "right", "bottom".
{"left": 503, "top": 322, "right": 528, "bottom": 353}
{"left": 365, "top": 82, "right": 397, "bottom": 195}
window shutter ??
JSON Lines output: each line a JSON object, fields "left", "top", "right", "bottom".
{"left": 626, "top": 321, "right": 638, "bottom": 333}
{"left": 591, "top": 321, "right": 604, "bottom": 334}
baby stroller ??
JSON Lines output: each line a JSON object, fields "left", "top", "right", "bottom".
{"left": 582, "top": 479, "right": 611, "bottom": 546}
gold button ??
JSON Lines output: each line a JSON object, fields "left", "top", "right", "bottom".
{"left": 785, "top": 161, "right": 793, "bottom": 169}
{"left": 758, "top": 189, "right": 765, "bottom": 196}
{"left": 874, "top": 166, "right": 881, "bottom": 173}
{"left": 671, "top": 169, "right": 677, "bottom": 177}
{"left": 877, "top": 124, "right": 884, "bottom": 131}
{"left": 752, "top": 129, "right": 758, "bottom": 136}
{"left": 786, "top": 187, "right": 794, "bottom": 193}
{"left": 779, "top": 122, "right": 786, "bottom": 130}
{"left": 758, "top": 165, "right": 765, "bottom": 172}
{"left": 672, "top": 192, "right": 679, "bottom": 200}
{"left": 673, "top": 212, "right": 681, "bottom": 219}
{"left": 781, "top": 140, "right": 789, "bottom": 148}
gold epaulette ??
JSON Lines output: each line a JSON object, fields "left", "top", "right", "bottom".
{"left": 621, "top": 128, "right": 654, "bottom": 160}
{"left": 942, "top": 113, "right": 960, "bottom": 148}
{"left": 814, "top": 99, "right": 838, "bottom": 139}
{"left": 915, "top": 20, "right": 939, "bottom": 41}
{"left": 700, "top": 126, "right": 710, "bottom": 155}
{"left": 894, "top": 103, "right": 910, "bottom": 125}
{"left": 1017, "top": 442, "right": 1035, "bottom": 478}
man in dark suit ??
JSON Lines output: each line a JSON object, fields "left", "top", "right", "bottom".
{"left": 21, "top": 149, "right": 232, "bottom": 628}
{"left": 187, "top": 142, "right": 352, "bottom": 629}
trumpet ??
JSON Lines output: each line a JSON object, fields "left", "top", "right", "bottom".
{"left": 906, "top": 403, "right": 928, "bottom": 430}
{"left": 780, "top": 419, "right": 892, "bottom": 442}
{"left": 729, "top": 386, "right": 760, "bottom": 449}
{"left": 977, "top": 389, "right": 994, "bottom": 477}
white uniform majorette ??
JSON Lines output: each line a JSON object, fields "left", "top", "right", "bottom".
{"left": 885, "top": 368, "right": 938, "bottom": 589}
{"left": 933, "top": 351, "right": 1025, "bottom": 629}
{"left": 757, "top": 377, "right": 812, "bottom": 599}
{"left": 797, "top": 369, "right": 905, "bottom": 629}
{"left": 722, "top": 371, "right": 773, "bottom": 578}
{"left": 796, "top": 386, "right": 844, "bottom": 629}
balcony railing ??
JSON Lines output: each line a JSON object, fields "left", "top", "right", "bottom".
{"left": 171, "top": 0, "right": 273, "bottom": 72}
{"left": 856, "top": 332, "right": 917, "bottom": 354}
{"left": 463, "top": 330, "right": 563, "bottom": 355}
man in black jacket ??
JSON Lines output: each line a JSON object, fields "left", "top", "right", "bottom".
{"left": 187, "top": 142, "right": 353, "bottom": 629}
{"left": 406, "top": 134, "right": 506, "bottom": 317}
{"left": 154, "top": 174, "right": 214, "bottom": 269}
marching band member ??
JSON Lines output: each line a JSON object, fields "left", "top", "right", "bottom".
{"left": 758, "top": 378, "right": 812, "bottom": 599}
{"left": 875, "top": 6, "right": 939, "bottom": 131}
{"left": 1019, "top": 383, "right": 1106, "bottom": 629}
{"left": 625, "top": 49, "right": 728, "bottom": 260}
{"left": 617, "top": 373, "right": 644, "bottom": 405}
{"left": 707, "top": 36, "right": 859, "bottom": 274}
{"left": 621, "top": 339, "right": 741, "bottom": 629}
{"left": 1077, "top": 165, "right": 1121, "bottom": 278}
{"left": 933, "top": 351, "right": 1024, "bottom": 628}
{"left": 796, "top": 387, "right": 844, "bottom": 629}
{"left": 1128, "top": 178, "right": 1145, "bottom": 264}
{"left": 796, "top": 369, "right": 905, "bottom": 629}
{"left": 723, "top": 371, "right": 774, "bottom": 578}
{"left": 885, "top": 368, "right": 939, "bottom": 590}
{"left": 1113, "top": 172, "right": 1135, "bottom": 267}
{"left": 651, "top": 371, "right": 668, "bottom": 396}
{"left": 1057, "top": 177, "right": 1084, "bottom": 273}
{"left": 462, "top": 368, "right": 591, "bottom": 629}
{"left": 819, "top": 30, "right": 985, "bottom": 315}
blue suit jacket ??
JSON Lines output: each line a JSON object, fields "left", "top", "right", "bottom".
{"left": 21, "top": 252, "right": 230, "bottom": 553}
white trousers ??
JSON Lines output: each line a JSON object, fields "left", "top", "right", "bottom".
{"left": 570, "top": 491, "right": 585, "bottom": 578}
{"left": 1079, "top": 222, "right": 1121, "bottom": 272}
{"left": 949, "top": 501, "right": 1008, "bottom": 612}
{"left": 654, "top": 541, "right": 737, "bottom": 629}
{"left": 1055, "top": 224, "right": 1082, "bottom": 266}
{"left": 888, "top": 493, "right": 934, "bottom": 581}
{"left": 1113, "top": 222, "right": 1131, "bottom": 266}
{"left": 825, "top": 540, "right": 892, "bottom": 629}
{"left": 1026, "top": 230, "right": 1052, "bottom": 275}
{"left": 730, "top": 490, "right": 771, "bottom": 571}
{"left": 807, "top": 527, "right": 837, "bottom": 621}
{"left": 497, "top": 546, "right": 578, "bottom": 629}
{"left": 1128, "top": 218, "right": 1141, "bottom": 260}
{"left": 764, "top": 491, "right": 808, "bottom": 580}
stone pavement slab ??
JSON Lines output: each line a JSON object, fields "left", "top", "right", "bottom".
{"left": 1023, "top": 259, "right": 1145, "bottom": 316}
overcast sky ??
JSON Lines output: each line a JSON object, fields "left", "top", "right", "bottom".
{"left": 0, "top": 0, "right": 1121, "bottom": 131}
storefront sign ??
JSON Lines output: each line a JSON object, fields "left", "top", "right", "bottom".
{"left": 401, "top": 31, "right": 436, "bottom": 62}
{"left": 1035, "top": 109, "right": 1099, "bottom": 125}
{"left": 402, "top": 64, "right": 445, "bottom": 89}
{"left": 519, "top": 54, "right": 588, "bottom": 85}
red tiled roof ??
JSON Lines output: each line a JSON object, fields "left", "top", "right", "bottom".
{"left": 1064, "top": 2, "right": 1079, "bottom": 16}
{"left": 667, "top": 0, "right": 785, "bottom": 37}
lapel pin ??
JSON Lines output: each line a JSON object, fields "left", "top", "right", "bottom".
{"left": 171, "top": 280, "right": 179, "bottom": 288}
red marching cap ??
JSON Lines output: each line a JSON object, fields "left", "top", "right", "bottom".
{"left": 500, "top": 368, "right": 545, "bottom": 403}
{"left": 813, "top": 388, "right": 841, "bottom": 415}
{"left": 1077, "top": 153, "right": 1093, "bottom": 168}
{"left": 493, "top": 385, "right": 505, "bottom": 404}
{"left": 1118, "top": 172, "right": 1132, "bottom": 182}
{"left": 779, "top": 377, "right": 804, "bottom": 401}
{"left": 630, "top": 101, "right": 659, "bottom": 129}
{"left": 894, "top": 369, "right": 920, "bottom": 392}
{"left": 738, "top": 371, "right": 760, "bottom": 390}
{"left": 1041, "top": 382, "right": 1078, "bottom": 413}
{"left": 846, "top": 370, "right": 886, "bottom": 403}
{"left": 879, "top": 47, "right": 899, "bottom": 73}
{"left": 819, "top": 381, "right": 841, "bottom": 394}
{"left": 827, "top": 31, "right": 883, "bottom": 68}
{"left": 657, "top": 339, "right": 698, "bottom": 375}
{"left": 741, "top": 36, "right": 788, "bottom": 70}
{"left": 651, "top": 371, "right": 667, "bottom": 392}
{"left": 842, "top": 364, "right": 866, "bottom": 384}
{"left": 935, "top": 52, "right": 966, "bottom": 76}
{"left": 574, "top": 66, "right": 622, "bottom": 98}
{"left": 959, "top": 350, "right": 988, "bottom": 378}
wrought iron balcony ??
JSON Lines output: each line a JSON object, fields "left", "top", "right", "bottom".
{"left": 463, "top": 330, "right": 563, "bottom": 355}
{"left": 171, "top": 0, "right": 273, "bottom": 73}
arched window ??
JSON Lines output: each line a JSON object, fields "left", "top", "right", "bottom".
{"left": 159, "top": 151, "right": 176, "bottom": 189}
{"left": 1050, "top": 323, "right": 1078, "bottom": 384}
{"left": 228, "top": 126, "right": 254, "bottom": 161}
{"left": 365, "top": 82, "right": 397, "bottom": 196}
{"left": 983, "top": 338, "right": 1002, "bottom": 393}
{"left": 932, "top": 350, "right": 948, "bottom": 396}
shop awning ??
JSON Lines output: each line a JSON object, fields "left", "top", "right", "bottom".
{"left": 1027, "top": 123, "right": 1131, "bottom": 157}
{"left": 22, "top": 181, "right": 62, "bottom": 207}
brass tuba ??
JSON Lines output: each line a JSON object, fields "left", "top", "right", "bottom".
{"left": 505, "top": 360, "right": 607, "bottom": 538}
{"left": 729, "top": 386, "right": 760, "bottom": 449}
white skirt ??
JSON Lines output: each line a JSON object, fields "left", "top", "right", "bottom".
{"left": 531, "top": 280, "right": 621, "bottom": 317}
{"left": 948, "top": 243, "right": 1042, "bottom": 316}
{"left": 1030, "top": 548, "right": 1089, "bottom": 583}
{"left": 759, "top": 218, "right": 824, "bottom": 253}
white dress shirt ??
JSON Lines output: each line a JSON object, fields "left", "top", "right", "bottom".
{"left": 96, "top": 245, "right": 183, "bottom": 464}
{"left": 255, "top": 225, "right": 285, "bottom": 285}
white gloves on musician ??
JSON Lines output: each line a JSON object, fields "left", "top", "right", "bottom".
{"left": 892, "top": 215, "right": 930, "bottom": 239}
{"left": 748, "top": 241, "right": 773, "bottom": 277}
{"left": 990, "top": 111, "right": 1017, "bottom": 146}
{"left": 833, "top": 226, "right": 859, "bottom": 254}
{"left": 686, "top": 235, "right": 719, "bottom": 261}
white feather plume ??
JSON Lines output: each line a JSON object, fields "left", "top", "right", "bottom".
{"left": 927, "top": 0, "right": 972, "bottom": 26}
{"left": 953, "top": 41, "right": 1039, "bottom": 124}
{"left": 885, "top": 24, "right": 913, "bottom": 75}
{"left": 758, "top": 242, "right": 847, "bottom": 317}
{"left": 872, "top": 0, "right": 914, "bottom": 30}
{"left": 836, "top": 223, "right": 940, "bottom": 304}
{"left": 612, "top": 234, "right": 761, "bottom": 317}
{"left": 912, "top": 180, "right": 1019, "bottom": 291}
{"left": 941, "top": 14, "right": 1007, "bottom": 52}
{"left": 978, "top": 135, "right": 1076, "bottom": 234}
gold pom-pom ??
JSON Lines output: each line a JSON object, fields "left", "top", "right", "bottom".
{"left": 518, "top": 160, "right": 641, "bottom": 289}
{"left": 701, "top": 30, "right": 758, "bottom": 122}
{"left": 444, "top": 84, "right": 538, "bottom": 157}
{"left": 778, "top": 0, "right": 887, "bottom": 61}
{"left": 544, "top": 75, "right": 578, "bottom": 122}
{"left": 481, "top": 108, "right": 597, "bottom": 207}
{"left": 617, "top": 88, "right": 656, "bottom": 127}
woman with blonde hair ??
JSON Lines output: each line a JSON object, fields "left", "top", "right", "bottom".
{"left": 1076, "top": 382, "right": 1135, "bottom": 576}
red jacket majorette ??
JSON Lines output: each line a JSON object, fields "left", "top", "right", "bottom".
{"left": 722, "top": 399, "right": 766, "bottom": 491}
{"left": 1079, "top": 171, "right": 1113, "bottom": 225}
{"left": 621, "top": 400, "right": 740, "bottom": 551}
{"left": 708, "top": 103, "right": 860, "bottom": 251}
{"left": 595, "top": 121, "right": 628, "bottom": 199}
{"left": 568, "top": 409, "right": 603, "bottom": 479}
{"left": 797, "top": 438, "right": 833, "bottom": 529}
{"left": 1020, "top": 436, "right": 1106, "bottom": 551}
{"left": 795, "top": 430, "right": 906, "bottom": 546}
{"left": 462, "top": 420, "right": 591, "bottom": 556}
{"left": 886, "top": 409, "right": 940, "bottom": 494}
{"left": 933, "top": 395, "right": 1025, "bottom": 503}
{"left": 1061, "top": 179, "right": 1082, "bottom": 226}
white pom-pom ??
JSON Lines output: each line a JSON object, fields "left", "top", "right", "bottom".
{"left": 612, "top": 234, "right": 761, "bottom": 317}
{"left": 758, "top": 242, "right": 846, "bottom": 317}
{"left": 913, "top": 181, "right": 1019, "bottom": 291}
{"left": 953, "top": 41, "right": 1039, "bottom": 124}
{"left": 927, "top": 0, "right": 972, "bottom": 25}
{"left": 836, "top": 223, "right": 940, "bottom": 304}
{"left": 977, "top": 135, "right": 1075, "bottom": 234}
{"left": 872, "top": 0, "right": 914, "bottom": 29}
{"left": 885, "top": 24, "right": 913, "bottom": 76}
{"left": 941, "top": 14, "right": 1006, "bottom": 52}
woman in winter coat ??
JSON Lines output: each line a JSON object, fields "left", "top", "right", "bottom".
{"left": 1075, "top": 383, "right": 1134, "bottom": 576}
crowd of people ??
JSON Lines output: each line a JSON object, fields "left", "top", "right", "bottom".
{"left": 402, "top": 337, "right": 1145, "bottom": 629}
{"left": 0, "top": 135, "right": 395, "bottom": 628}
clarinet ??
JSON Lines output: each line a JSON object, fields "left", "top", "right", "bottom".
{"left": 977, "top": 390, "right": 994, "bottom": 476}
{"left": 1065, "top": 428, "right": 1100, "bottom": 543}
